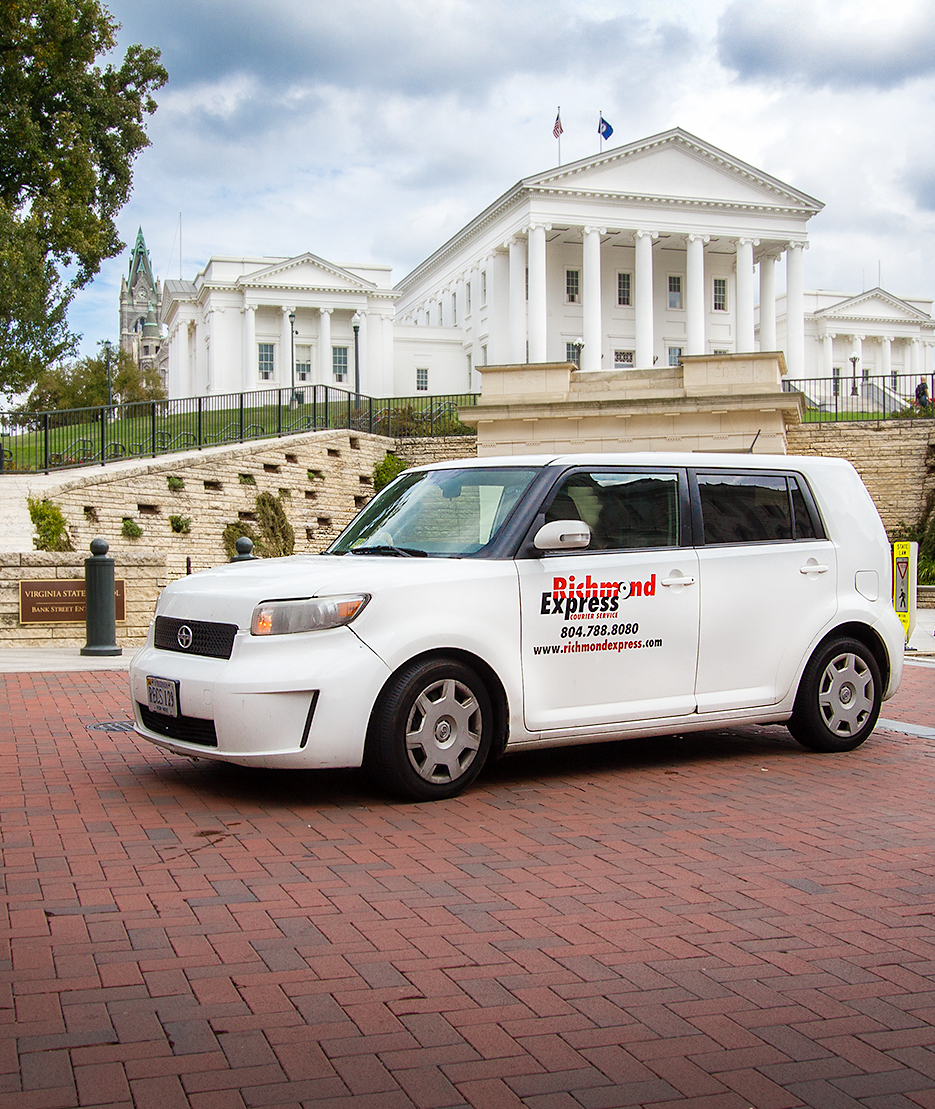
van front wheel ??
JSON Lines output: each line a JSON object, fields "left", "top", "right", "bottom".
{"left": 789, "top": 637, "right": 882, "bottom": 752}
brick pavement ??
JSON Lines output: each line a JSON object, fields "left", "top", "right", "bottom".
{"left": 1, "top": 664, "right": 935, "bottom": 1108}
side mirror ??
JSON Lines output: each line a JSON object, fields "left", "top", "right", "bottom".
{"left": 533, "top": 519, "right": 591, "bottom": 551}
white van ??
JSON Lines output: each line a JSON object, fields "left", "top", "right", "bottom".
{"left": 130, "top": 453, "right": 904, "bottom": 801}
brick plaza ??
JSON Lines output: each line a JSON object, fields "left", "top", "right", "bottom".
{"left": 2, "top": 663, "right": 935, "bottom": 1108}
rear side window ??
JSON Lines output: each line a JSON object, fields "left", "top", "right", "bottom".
{"left": 545, "top": 471, "right": 680, "bottom": 550}
{"left": 697, "top": 473, "right": 821, "bottom": 544}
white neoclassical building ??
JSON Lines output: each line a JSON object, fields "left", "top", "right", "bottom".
{"left": 395, "top": 127, "right": 824, "bottom": 384}
{"left": 771, "top": 287, "right": 935, "bottom": 382}
{"left": 158, "top": 127, "right": 934, "bottom": 400}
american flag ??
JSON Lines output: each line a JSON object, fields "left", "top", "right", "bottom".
{"left": 553, "top": 108, "right": 563, "bottom": 139}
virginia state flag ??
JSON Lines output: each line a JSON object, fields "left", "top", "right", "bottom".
{"left": 598, "top": 115, "right": 613, "bottom": 140}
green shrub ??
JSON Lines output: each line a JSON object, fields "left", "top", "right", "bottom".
{"left": 166, "top": 475, "right": 184, "bottom": 492}
{"left": 121, "top": 518, "right": 143, "bottom": 539}
{"left": 255, "top": 491, "right": 295, "bottom": 558}
{"left": 373, "top": 453, "right": 408, "bottom": 492}
{"left": 239, "top": 472, "right": 256, "bottom": 485}
{"left": 307, "top": 468, "right": 323, "bottom": 482}
{"left": 169, "top": 515, "right": 191, "bottom": 535}
{"left": 222, "top": 521, "right": 257, "bottom": 559}
{"left": 27, "top": 497, "right": 73, "bottom": 551}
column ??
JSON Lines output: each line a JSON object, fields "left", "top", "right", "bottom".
{"left": 911, "top": 337, "right": 921, "bottom": 378}
{"left": 489, "top": 251, "right": 510, "bottom": 364}
{"left": 735, "top": 239, "right": 756, "bottom": 353}
{"left": 685, "top": 234, "right": 706, "bottom": 356}
{"left": 527, "top": 224, "right": 548, "bottom": 362}
{"left": 281, "top": 306, "right": 295, "bottom": 390}
{"left": 243, "top": 304, "right": 256, "bottom": 390}
{"left": 582, "top": 226, "right": 603, "bottom": 372}
{"left": 508, "top": 237, "right": 527, "bottom": 363}
{"left": 822, "top": 333, "right": 834, "bottom": 375}
{"left": 881, "top": 336, "right": 892, "bottom": 383}
{"left": 759, "top": 255, "right": 777, "bottom": 351}
{"left": 635, "top": 230, "right": 655, "bottom": 370}
{"left": 319, "top": 307, "right": 332, "bottom": 384}
{"left": 785, "top": 243, "right": 805, "bottom": 378}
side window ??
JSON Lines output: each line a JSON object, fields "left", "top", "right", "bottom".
{"left": 790, "top": 476, "right": 820, "bottom": 539}
{"left": 545, "top": 471, "right": 680, "bottom": 550}
{"left": 698, "top": 473, "right": 793, "bottom": 544}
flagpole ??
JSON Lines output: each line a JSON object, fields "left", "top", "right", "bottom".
{"left": 599, "top": 109, "right": 603, "bottom": 153}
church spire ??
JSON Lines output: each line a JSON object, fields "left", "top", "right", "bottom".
{"left": 127, "top": 227, "right": 156, "bottom": 295}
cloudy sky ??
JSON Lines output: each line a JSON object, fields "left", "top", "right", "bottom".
{"left": 70, "top": 0, "right": 935, "bottom": 354}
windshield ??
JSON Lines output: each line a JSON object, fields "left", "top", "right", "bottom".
{"left": 329, "top": 466, "right": 541, "bottom": 556}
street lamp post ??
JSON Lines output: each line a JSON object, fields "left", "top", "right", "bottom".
{"left": 352, "top": 311, "right": 361, "bottom": 402}
{"left": 289, "top": 311, "right": 296, "bottom": 408}
{"left": 103, "top": 340, "right": 113, "bottom": 416}
{"left": 850, "top": 353, "right": 860, "bottom": 398}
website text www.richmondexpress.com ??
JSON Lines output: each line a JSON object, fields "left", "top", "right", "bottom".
{"left": 532, "top": 638, "right": 663, "bottom": 656}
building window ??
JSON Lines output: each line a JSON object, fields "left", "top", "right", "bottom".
{"left": 295, "top": 345, "right": 311, "bottom": 382}
{"left": 481, "top": 271, "right": 487, "bottom": 306}
{"left": 566, "top": 269, "right": 580, "bottom": 304}
{"left": 416, "top": 367, "right": 428, "bottom": 392}
{"left": 258, "top": 343, "right": 274, "bottom": 380}
{"left": 333, "top": 346, "right": 348, "bottom": 382}
{"left": 566, "top": 341, "right": 581, "bottom": 367}
{"left": 466, "top": 281, "right": 472, "bottom": 314}
{"left": 143, "top": 345, "right": 150, "bottom": 355}
{"left": 614, "top": 350, "right": 634, "bottom": 366}
{"left": 712, "top": 348, "right": 731, "bottom": 355}
{"left": 668, "top": 275, "right": 682, "bottom": 309}
{"left": 481, "top": 343, "right": 488, "bottom": 366}
{"left": 525, "top": 266, "right": 529, "bottom": 300}
{"left": 668, "top": 346, "right": 682, "bottom": 366}
{"left": 451, "top": 292, "right": 457, "bottom": 325}
{"left": 617, "top": 272, "right": 631, "bottom": 307}
{"left": 713, "top": 277, "right": 728, "bottom": 312}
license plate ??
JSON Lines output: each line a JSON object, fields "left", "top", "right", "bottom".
{"left": 146, "top": 676, "right": 179, "bottom": 717}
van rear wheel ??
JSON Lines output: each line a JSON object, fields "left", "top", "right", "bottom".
{"left": 789, "top": 637, "right": 881, "bottom": 752}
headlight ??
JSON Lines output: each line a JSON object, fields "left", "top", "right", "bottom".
{"left": 250, "top": 593, "right": 370, "bottom": 636}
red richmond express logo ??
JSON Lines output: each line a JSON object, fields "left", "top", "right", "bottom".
{"left": 540, "top": 573, "right": 656, "bottom": 620}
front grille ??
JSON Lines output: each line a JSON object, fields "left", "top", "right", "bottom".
{"left": 154, "top": 616, "right": 238, "bottom": 659}
{"left": 138, "top": 704, "right": 218, "bottom": 747}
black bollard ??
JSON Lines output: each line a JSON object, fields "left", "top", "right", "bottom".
{"left": 81, "top": 538, "right": 122, "bottom": 657}
{"left": 231, "top": 536, "right": 259, "bottom": 562}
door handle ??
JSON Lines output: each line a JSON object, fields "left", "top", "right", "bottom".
{"left": 661, "top": 573, "right": 696, "bottom": 587}
{"left": 799, "top": 563, "right": 829, "bottom": 575}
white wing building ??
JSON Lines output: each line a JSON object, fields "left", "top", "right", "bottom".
{"left": 159, "top": 127, "right": 934, "bottom": 399}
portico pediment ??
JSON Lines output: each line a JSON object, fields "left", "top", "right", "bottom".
{"left": 239, "top": 253, "right": 376, "bottom": 293}
{"left": 817, "top": 288, "right": 931, "bottom": 324}
{"left": 523, "top": 128, "right": 823, "bottom": 214}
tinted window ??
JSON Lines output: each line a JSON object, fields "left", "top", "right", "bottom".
{"left": 790, "top": 477, "right": 819, "bottom": 539}
{"left": 699, "top": 474, "right": 792, "bottom": 544}
{"left": 545, "top": 471, "right": 680, "bottom": 550}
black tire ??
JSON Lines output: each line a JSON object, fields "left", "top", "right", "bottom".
{"left": 367, "top": 658, "right": 494, "bottom": 801}
{"left": 788, "top": 636, "right": 882, "bottom": 752}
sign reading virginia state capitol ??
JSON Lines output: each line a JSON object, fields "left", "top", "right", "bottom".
{"left": 19, "top": 580, "right": 126, "bottom": 624}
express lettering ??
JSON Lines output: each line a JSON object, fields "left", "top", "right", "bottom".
{"left": 540, "top": 573, "right": 656, "bottom": 619}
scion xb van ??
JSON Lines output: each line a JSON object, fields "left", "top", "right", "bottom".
{"left": 129, "top": 453, "right": 904, "bottom": 801}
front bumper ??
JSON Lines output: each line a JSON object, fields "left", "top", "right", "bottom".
{"left": 129, "top": 625, "right": 391, "bottom": 768}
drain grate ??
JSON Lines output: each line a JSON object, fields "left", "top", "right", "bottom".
{"left": 87, "top": 720, "right": 137, "bottom": 733}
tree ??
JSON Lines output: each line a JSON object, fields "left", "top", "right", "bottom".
{"left": 18, "top": 345, "right": 166, "bottom": 413}
{"left": 0, "top": 1, "right": 167, "bottom": 394}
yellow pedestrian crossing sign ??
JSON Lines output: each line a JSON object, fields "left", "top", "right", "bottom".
{"left": 892, "top": 541, "right": 916, "bottom": 643}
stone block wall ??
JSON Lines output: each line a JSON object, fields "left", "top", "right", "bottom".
{"left": 0, "top": 550, "right": 167, "bottom": 647}
{"left": 786, "top": 421, "right": 935, "bottom": 534}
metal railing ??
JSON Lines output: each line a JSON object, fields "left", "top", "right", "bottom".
{"left": 0, "top": 385, "right": 479, "bottom": 474}
{"left": 783, "top": 371, "right": 934, "bottom": 422}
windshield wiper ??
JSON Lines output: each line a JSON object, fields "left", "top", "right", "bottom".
{"left": 349, "top": 545, "right": 427, "bottom": 557}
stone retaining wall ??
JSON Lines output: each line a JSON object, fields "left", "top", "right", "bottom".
{"left": 786, "top": 421, "right": 935, "bottom": 534}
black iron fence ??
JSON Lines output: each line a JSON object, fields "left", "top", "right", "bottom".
{"left": 0, "top": 385, "right": 479, "bottom": 474}
{"left": 783, "top": 371, "right": 935, "bottom": 422}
